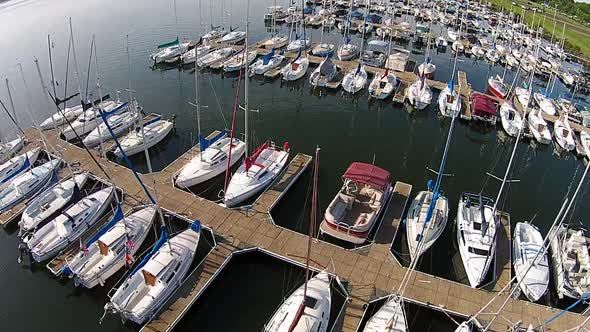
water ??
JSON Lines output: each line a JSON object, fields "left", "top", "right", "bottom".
{"left": 0, "top": 0, "right": 589, "bottom": 330}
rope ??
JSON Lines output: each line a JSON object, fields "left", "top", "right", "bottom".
{"left": 205, "top": 70, "right": 229, "bottom": 129}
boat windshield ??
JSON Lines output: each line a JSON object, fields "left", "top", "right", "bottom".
{"left": 468, "top": 247, "right": 489, "bottom": 256}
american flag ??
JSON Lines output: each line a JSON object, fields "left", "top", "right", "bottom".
{"left": 80, "top": 239, "right": 88, "bottom": 255}
{"left": 125, "top": 238, "right": 135, "bottom": 267}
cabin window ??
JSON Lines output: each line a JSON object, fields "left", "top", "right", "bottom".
{"left": 259, "top": 170, "right": 268, "bottom": 178}
{"left": 304, "top": 296, "right": 318, "bottom": 309}
{"left": 415, "top": 234, "right": 422, "bottom": 242}
{"left": 468, "top": 247, "right": 489, "bottom": 256}
{"left": 460, "top": 230, "right": 465, "bottom": 244}
{"left": 473, "top": 222, "right": 482, "bottom": 231}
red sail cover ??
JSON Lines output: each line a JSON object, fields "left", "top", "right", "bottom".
{"left": 471, "top": 93, "right": 498, "bottom": 118}
{"left": 343, "top": 162, "right": 390, "bottom": 190}
{"left": 245, "top": 141, "right": 269, "bottom": 172}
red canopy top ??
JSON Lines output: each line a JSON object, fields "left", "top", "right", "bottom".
{"left": 343, "top": 162, "right": 390, "bottom": 190}
{"left": 471, "top": 93, "right": 498, "bottom": 116}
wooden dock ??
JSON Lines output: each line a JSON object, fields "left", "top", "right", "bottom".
{"left": 458, "top": 71, "right": 472, "bottom": 120}
{"left": 7, "top": 127, "right": 587, "bottom": 332}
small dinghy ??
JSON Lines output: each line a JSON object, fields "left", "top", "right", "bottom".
{"left": 368, "top": 69, "right": 397, "bottom": 100}
{"left": 224, "top": 141, "right": 289, "bottom": 208}
{"left": 513, "top": 222, "right": 549, "bottom": 302}
{"left": 0, "top": 159, "right": 61, "bottom": 214}
{"left": 150, "top": 40, "right": 190, "bottom": 64}
{"left": 362, "top": 295, "right": 407, "bottom": 332}
{"left": 175, "top": 132, "right": 246, "bottom": 188}
{"left": 533, "top": 93, "right": 557, "bottom": 116}
{"left": 263, "top": 271, "right": 331, "bottom": 331}
{"left": 309, "top": 57, "right": 338, "bottom": 87}
{"left": 406, "top": 190, "right": 449, "bottom": 261}
{"left": 220, "top": 30, "right": 246, "bottom": 44}
{"left": 19, "top": 172, "right": 89, "bottom": 235}
{"left": 406, "top": 77, "right": 432, "bottom": 110}
{"left": 0, "top": 147, "right": 40, "bottom": 187}
{"left": 104, "top": 221, "right": 201, "bottom": 324}
{"left": 113, "top": 118, "right": 174, "bottom": 158}
{"left": 550, "top": 224, "right": 590, "bottom": 300}
{"left": 83, "top": 109, "right": 139, "bottom": 148}
{"left": 223, "top": 50, "right": 257, "bottom": 72}
{"left": 527, "top": 108, "right": 551, "bottom": 144}
{"left": 438, "top": 82, "right": 461, "bottom": 118}
{"left": 197, "top": 47, "right": 234, "bottom": 68}
{"left": 0, "top": 136, "right": 24, "bottom": 164}
{"left": 281, "top": 56, "right": 309, "bottom": 81}
{"left": 66, "top": 205, "right": 157, "bottom": 288}
{"left": 553, "top": 115, "right": 575, "bottom": 151}
{"left": 250, "top": 49, "right": 284, "bottom": 75}
{"left": 26, "top": 186, "right": 115, "bottom": 262}
{"left": 61, "top": 101, "right": 121, "bottom": 141}
{"left": 319, "top": 162, "right": 392, "bottom": 244}
{"left": 39, "top": 104, "right": 84, "bottom": 130}
{"left": 499, "top": 102, "right": 523, "bottom": 137}
{"left": 342, "top": 63, "right": 367, "bottom": 94}
{"left": 456, "top": 192, "right": 497, "bottom": 288}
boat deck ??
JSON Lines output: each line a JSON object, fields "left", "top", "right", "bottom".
{"left": 102, "top": 113, "right": 163, "bottom": 152}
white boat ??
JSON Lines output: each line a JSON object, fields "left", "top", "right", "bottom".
{"left": 202, "top": 27, "right": 227, "bottom": 41}
{"left": 0, "top": 136, "right": 24, "bottom": 164}
{"left": 512, "top": 222, "right": 549, "bottom": 302}
{"left": 406, "top": 190, "right": 449, "bottom": 261}
{"left": 514, "top": 87, "right": 530, "bottom": 107}
{"left": 452, "top": 41, "right": 464, "bottom": 53}
{"left": 553, "top": 115, "right": 575, "bottom": 151}
{"left": 263, "top": 271, "right": 331, "bottom": 332}
{"left": 470, "top": 46, "right": 484, "bottom": 58}
{"left": 180, "top": 45, "right": 211, "bottom": 65}
{"left": 504, "top": 54, "right": 519, "bottom": 68}
{"left": 527, "top": 108, "right": 551, "bottom": 144}
{"left": 376, "top": 26, "right": 391, "bottom": 38}
{"left": 223, "top": 50, "right": 257, "bottom": 72}
{"left": 175, "top": 132, "right": 246, "bottom": 188}
{"left": 105, "top": 222, "right": 201, "bottom": 324}
{"left": 262, "top": 35, "right": 288, "bottom": 49}
{"left": 285, "top": 38, "right": 310, "bottom": 52}
{"left": 487, "top": 75, "right": 508, "bottom": 100}
{"left": 456, "top": 192, "right": 497, "bottom": 288}
{"left": 486, "top": 49, "right": 500, "bottom": 63}
{"left": 26, "top": 186, "right": 115, "bottom": 262}
{"left": 220, "top": 30, "right": 246, "bottom": 44}
{"left": 362, "top": 295, "right": 407, "bottom": 332}
{"left": 19, "top": 172, "right": 89, "bottom": 235}
{"left": 113, "top": 119, "right": 174, "bottom": 158}
{"left": 62, "top": 101, "right": 121, "bottom": 141}
{"left": 319, "top": 162, "right": 392, "bottom": 244}
{"left": 311, "top": 43, "right": 335, "bottom": 57}
{"left": 436, "top": 36, "right": 448, "bottom": 48}
{"left": 337, "top": 43, "right": 360, "bottom": 61}
{"left": 39, "top": 104, "right": 84, "bottom": 130}
{"left": 533, "top": 93, "right": 557, "bottom": 116}
{"left": 447, "top": 28, "right": 458, "bottom": 41}
{"left": 455, "top": 322, "right": 472, "bottom": 332}
{"left": 0, "top": 159, "right": 60, "bottom": 214}
{"left": 250, "top": 50, "right": 284, "bottom": 75}
{"left": 550, "top": 224, "right": 590, "bottom": 300}
{"left": 224, "top": 141, "right": 289, "bottom": 208}
{"left": 0, "top": 147, "right": 40, "bottom": 187}
{"left": 83, "top": 109, "right": 139, "bottom": 147}
{"left": 438, "top": 85, "right": 462, "bottom": 118}
{"left": 67, "top": 205, "right": 157, "bottom": 288}
{"left": 197, "top": 47, "right": 234, "bottom": 68}
{"left": 150, "top": 41, "right": 190, "bottom": 64}
{"left": 309, "top": 57, "right": 338, "bottom": 87}
{"left": 580, "top": 132, "right": 590, "bottom": 156}
{"left": 499, "top": 102, "right": 523, "bottom": 137}
{"left": 368, "top": 70, "right": 397, "bottom": 100}
{"left": 406, "top": 78, "right": 432, "bottom": 110}
{"left": 559, "top": 71, "right": 575, "bottom": 86}
{"left": 281, "top": 56, "right": 309, "bottom": 81}
{"left": 342, "top": 64, "right": 367, "bottom": 94}
{"left": 417, "top": 61, "right": 436, "bottom": 79}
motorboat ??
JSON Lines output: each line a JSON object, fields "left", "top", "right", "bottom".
{"left": 533, "top": 93, "right": 557, "bottom": 116}
{"left": 361, "top": 40, "right": 388, "bottom": 68}
{"left": 83, "top": 109, "right": 139, "bottom": 148}
{"left": 66, "top": 205, "right": 157, "bottom": 288}
{"left": 406, "top": 190, "right": 449, "bottom": 261}
{"left": 224, "top": 141, "right": 289, "bottom": 208}
{"left": 512, "top": 222, "right": 549, "bottom": 302}
{"left": 550, "top": 224, "right": 590, "bottom": 300}
{"left": 19, "top": 172, "right": 89, "bottom": 235}
{"left": 527, "top": 108, "right": 551, "bottom": 144}
{"left": 0, "top": 159, "right": 61, "bottom": 214}
{"left": 405, "top": 78, "right": 432, "bottom": 110}
{"left": 26, "top": 186, "right": 115, "bottom": 262}
{"left": 62, "top": 101, "right": 122, "bottom": 141}
{"left": 553, "top": 115, "right": 575, "bottom": 151}
{"left": 471, "top": 93, "right": 498, "bottom": 124}
{"left": 175, "top": 132, "right": 246, "bottom": 188}
{"left": 0, "top": 136, "right": 24, "bottom": 164}
{"left": 250, "top": 50, "right": 284, "bottom": 75}
{"left": 438, "top": 83, "right": 461, "bottom": 118}
{"left": 113, "top": 118, "right": 174, "bottom": 158}
{"left": 341, "top": 64, "right": 367, "bottom": 94}
{"left": 456, "top": 192, "right": 497, "bottom": 288}
{"left": 319, "top": 162, "right": 392, "bottom": 244}
{"left": 39, "top": 104, "right": 84, "bottom": 130}
{"left": 220, "top": 30, "right": 246, "bottom": 44}
{"left": 197, "top": 47, "right": 234, "bottom": 68}
{"left": 309, "top": 57, "right": 338, "bottom": 87}
{"left": 0, "top": 147, "right": 40, "bottom": 187}
{"left": 150, "top": 41, "right": 190, "bottom": 64}
{"left": 368, "top": 70, "right": 397, "bottom": 100}
{"left": 362, "top": 295, "right": 407, "bottom": 332}
{"left": 223, "top": 50, "right": 257, "bottom": 72}
{"left": 487, "top": 75, "right": 508, "bottom": 100}
{"left": 104, "top": 222, "right": 201, "bottom": 324}
{"left": 281, "top": 56, "right": 309, "bottom": 81}
{"left": 263, "top": 271, "right": 331, "bottom": 332}
{"left": 499, "top": 102, "right": 523, "bottom": 137}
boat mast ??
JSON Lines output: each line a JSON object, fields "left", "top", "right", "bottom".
{"left": 69, "top": 18, "right": 86, "bottom": 111}
{"left": 244, "top": 0, "right": 250, "bottom": 157}
{"left": 194, "top": 42, "right": 202, "bottom": 161}
{"left": 5, "top": 79, "right": 17, "bottom": 130}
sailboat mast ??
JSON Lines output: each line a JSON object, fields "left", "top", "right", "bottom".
{"left": 244, "top": 0, "right": 250, "bottom": 157}
{"left": 69, "top": 18, "right": 85, "bottom": 109}
{"left": 304, "top": 145, "right": 320, "bottom": 300}
{"left": 5, "top": 79, "right": 18, "bottom": 129}
{"left": 194, "top": 41, "right": 202, "bottom": 161}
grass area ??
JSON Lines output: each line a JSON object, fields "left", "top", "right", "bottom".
{"left": 486, "top": 0, "right": 590, "bottom": 61}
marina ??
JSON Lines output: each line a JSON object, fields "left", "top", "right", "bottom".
{"left": 1, "top": 0, "right": 590, "bottom": 331}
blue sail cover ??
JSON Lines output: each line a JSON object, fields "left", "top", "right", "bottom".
{"left": 261, "top": 49, "right": 275, "bottom": 65}
{"left": 190, "top": 219, "right": 201, "bottom": 232}
{"left": 1, "top": 155, "right": 30, "bottom": 184}
{"left": 303, "top": 6, "right": 313, "bottom": 14}
{"left": 294, "top": 49, "right": 301, "bottom": 61}
{"left": 130, "top": 224, "right": 169, "bottom": 276}
{"left": 85, "top": 204, "right": 124, "bottom": 247}
{"left": 104, "top": 102, "right": 129, "bottom": 118}
{"left": 344, "top": 36, "right": 351, "bottom": 44}
{"left": 448, "top": 80, "right": 454, "bottom": 92}
{"left": 136, "top": 115, "right": 161, "bottom": 132}
{"left": 199, "top": 130, "right": 227, "bottom": 151}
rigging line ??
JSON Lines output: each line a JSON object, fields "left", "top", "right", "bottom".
{"left": 205, "top": 70, "right": 228, "bottom": 129}
{"left": 0, "top": 98, "right": 25, "bottom": 136}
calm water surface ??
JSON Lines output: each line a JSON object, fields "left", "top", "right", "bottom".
{"left": 0, "top": 0, "right": 589, "bottom": 330}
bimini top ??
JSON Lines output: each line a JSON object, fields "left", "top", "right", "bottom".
{"left": 472, "top": 93, "right": 498, "bottom": 117}
{"left": 343, "top": 162, "right": 390, "bottom": 190}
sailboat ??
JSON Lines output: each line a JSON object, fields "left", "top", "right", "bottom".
{"left": 527, "top": 108, "right": 551, "bottom": 145}
{"left": 250, "top": 49, "right": 285, "bottom": 75}
{"left": 553, "top": 115, "right": 575, "bottom": 151}
{"left": 65, "top": 205, "right": 157, "bottom": 288}
{"left": 222, "top": 49, "right": 257, "bottom": 72}
{"left": 197, "top": 47, "right": 234, "bottom": 68}
{"left": 83, "top": 102, "right": 140, "bottom": 148}
{"left": 417, "top": 12, "right": 436, "bottom": 79}
{"left": 499, "top": 102, "right": 523, "bottom": 137}
{"left": 337, "top": 0, "right": 359, "bottom": 61}
{"left": 368, "top": 69, "right": 397, "bottom": 100}
{"left": 342, "top": 63, "right": 367, "bottom": 94}
{"left": 311, "top": 0, "right": 334, "bottom": 57}
{"left": 405, "top": 75, "right": 432, "bottom": 110}
{"left": 309, "top": 57, "right": 337, "bottom": 87}
{"left": 176, "top": 48, "right": 246, "bottom": 189}
{"left": 0, "top": 136, "right": 24, "bottom": 164}
{"left": 438, "top": 48, "right": 462, "bottom": 118}
{"left": 550, "top": 224, "right": 590, "bottom": 300}
{"left": 512, "top": 222, "right": 550, "bottom": 302}
{"left": 286, "top": 0, "right": 310, "bottom": 52}
{"left": 362, "top": 295, "right": 407, "bottom": 331}
{"left": 221, "top": 28, "right": 247, "bottom": 44}
{"left": 487, "top": 75, "right": 509, "bottom": 99}
{"left": 533, "top": 92, "right": 557, "bottom": 116}
{"left": 39, "top": 104, "right": 84, "bottom": 130}
{"left": 264, "top": 147, "right": 331, "bottom": 332}
{"left": 150, "top": 39, "right": 190, "bottom": 64}
{"left": 262, "top": 0, "right": 288, "bottom": 49}
{"left": 0, "top": 147, "right": 40, "bottom": 187}
{"left": 61, "top": 100, "right": 122, "bottom": 140}
{"left": 281, "top": 50, "right": 309, "bottom": 81}
{"left": 113, "top": 117, "right": 174, "bottom": 157}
